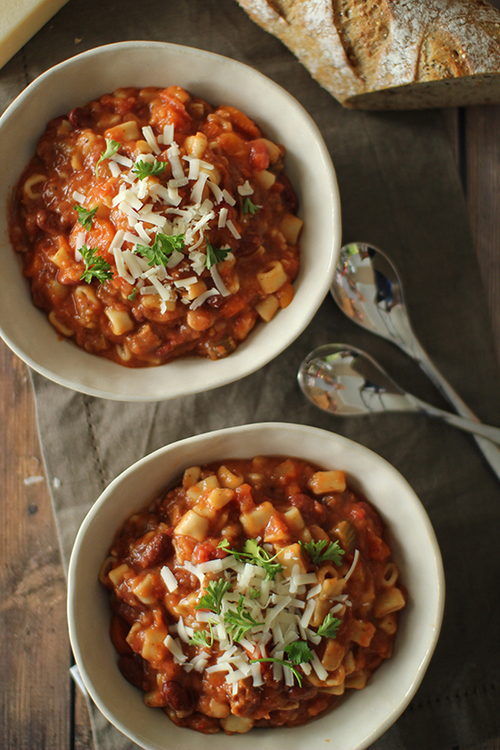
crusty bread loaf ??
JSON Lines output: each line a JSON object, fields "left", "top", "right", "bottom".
{"left": 235, "top": 0, "right": 500, "bottom": 109}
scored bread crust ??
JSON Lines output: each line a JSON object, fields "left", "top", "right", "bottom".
{"left": 235, "top": 0, "right": 500, "bottom": 109}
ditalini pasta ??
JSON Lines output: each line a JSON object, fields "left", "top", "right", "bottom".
{"left": 9, "top": 87, "right": 301, "bottom": 366}
{"left": 100, "top": 456, "right": 406, "bottom": 735}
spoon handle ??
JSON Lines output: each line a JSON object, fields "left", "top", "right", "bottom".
{"left": 411, "top": 338, "right": 500, "bottom": 472}
{"left": 410, "top": 394, "right": 500, "bottom": 444}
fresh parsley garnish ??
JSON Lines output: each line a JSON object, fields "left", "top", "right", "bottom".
{"left": 224, "top": 594, "right": 259, "bottom": 642}
{"left": 248, "top": 588, "right": 260, "bottom": 600}
{"left": 205, "top": 239, "right": 230, "bottom": 269}
{"left": 250, "top": 657, "right": 304, "bottom": 686}
{"left": 195, "top": 579, "right": 232, "bottom": 615}
{"left": 217, "top": 538, "right": 283, "bottom": 581}
{"left": 134, "top": 232, "right": 185, "bottom": 267}
{"left": 132, "top": 158, "right": 166, "bottom": 180}
{"left": 250, "top": 643, "right": 312, "bottom": 688}
{"left": 316, "top": 613, "right": 342, "bottom": 639}
{"left": 74, "top": 205, "right": 98, "bottom": 230}
{"left": 127, "top": 288, "right": 137, "bottom": 301}
{"left": 189, "top": 623, "right": 215, "bottom": 648}
{"left": 95, "top": 138, "right": 121, "bottom": 177}
{"left": 243, "top": 197, "right": 260, "bottom": 215}
{"left": 79, "top": 245, "right": 113, "bottom": 284}
{"left": 300, "top": 539, "right": 345, "bottom": 566}
{"left": 284, "top": 641, "right": 314, "bottom": 664}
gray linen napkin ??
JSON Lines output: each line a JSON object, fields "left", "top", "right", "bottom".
{"left": 2, "top": 0, "right": 499, "bottom": 747}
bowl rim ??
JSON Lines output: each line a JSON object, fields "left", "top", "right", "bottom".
{"left": 0, "top": 40, "right": 341, "bottom": 402}
{"left": 67, "top": 421, "right": 445, "bottom": 750}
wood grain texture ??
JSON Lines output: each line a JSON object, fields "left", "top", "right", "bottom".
{"left": 465, "top": 104, "right": 500, "bottom": 367}
{"left": 0, "top": 346, "right": 71, "bottom": 748}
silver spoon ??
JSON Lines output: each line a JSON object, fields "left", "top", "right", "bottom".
{"left": 298, "top": 344, "right": 500, "bottom": 444}
{"left": 330, "top": 241, "right": 500, "bottom": 477}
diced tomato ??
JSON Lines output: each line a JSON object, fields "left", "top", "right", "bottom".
{"left": 86, "top": 218, "right": 115, "bottom": 258}
{"left": 349, "top": 506, "right": 366, "bottom": 522}
{"left": 249, "top": 139, "right": 270, "bottom": 171}
{"left": 217, "top": 132, "right": 249, "bottom": 163}
{"left": 217, "top": 105, "right": 261, "bottom": 139}
{"left": 151, "top": 91, "right": 192, "bottom": 132}
{"left": 233, "top": 483, "right": 255, "bottom": 513}
{"left": 366, "top": 531, "right": 390, "bottom": 561}
{"left": 100, "top": 93, "right": 137, "bottom": 115}
{"left": 193, "top": 542, "right": 217, "bottom": 564}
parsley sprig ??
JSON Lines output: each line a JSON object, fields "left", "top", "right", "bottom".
{"left": 285, "top": 641, "right": 314, "bottom": 665}
{"left": 243, "top": 197, "right": 260, "bottom": 215}
{"left": 195, "top": 579, "right": 232, "bottom": 615}
{"left": 74, "top": 205, "right": 98, "bottom": 230}
{"left": 95, "top": 138, "right": 121, "bottom": 177}
{"left": 79, "top": 245, "right": 113, "bottom": 284}
{"left": 225, "top": 594, "right": 259, "bottom": 642}
{"left": 217, "top": 538, "right": 283, "bottom": 581}
{"left": 300, "top": 539, "right": 345, "bottom": 566}
{"left": 205, "top": 239, "right": 230, "bottom": 269}
{"left": 132, "top": 158, "right": 166, "bottom": 180}
{"left": 251, "top": 642, "right": 313, "bottom": 687}
{"left": 189, "top": 622, "right": 215, "bottom": 648}
{"left": 134, "top": 233, "right": 185, "bottom": 267}
{"left": 316, "top": 613, "right": 342, "bottom": 639}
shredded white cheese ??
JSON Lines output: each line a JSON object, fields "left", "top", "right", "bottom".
{"left": 190, "top": 289, "right": 219, "bottom": 309}
{"left": 159, "top": 543, "right": 359, "bottom": 697}
{"left": 164, "top": 635, "right": 188, "bottom": 664}
{"left": 222, "top": 188, "right": 236, "bottom": 206}
{"left": 344, "top": 549, "right": 360, "bottom": 582}
{"left": 237, "top": 180, "right": 254, "bottom": 196}
{"left": 111, "top": 153, "right": 133, "bottom": 168}
{"left": 160, "top": 566, "right": 178, "bottom": 592}
{"left": 142, "top": 125, "right": 161, "bottom": 154}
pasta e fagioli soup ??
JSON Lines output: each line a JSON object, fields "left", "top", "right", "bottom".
{"left": 9, "top": 85, "right": 301, "bottom": 367}
{"left": 99, "top": 455, "right": 406, "bottom": 735}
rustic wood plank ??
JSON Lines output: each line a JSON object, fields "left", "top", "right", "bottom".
{"left": 0, "top": 341, "right": 71, "bottom": 749}
{"left": 74, "top": 689, "right": 94, "bottom": 750}
{"left": 442, "top": 107, "right": 460, "bottom": 171}
{"left": 465, "top": 104, "right": 500, "bottom": 368}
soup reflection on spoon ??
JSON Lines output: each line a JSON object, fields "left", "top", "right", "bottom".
{"left": 298, "top": 344, "right": 500, "bottom": 445}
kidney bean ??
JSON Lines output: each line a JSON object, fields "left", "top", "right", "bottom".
{"left": 68, "top": 106, "right": 92, "bottom": 129}
{"left": 275, "top": 174, "right": 299, "bottom": 213}
{"left": 129, "top": 530, "right": 173, "bottom": 569}
{"left": 287, "top": 683, "right": 317, "bottom": 701}
{"left": 289, "top": 493, "right": 325, "bottom": 522}
{"left": 118, "top": 654, "right": 150, "bottom": 691}
{"left": 237, "top": 232, "right": 261, "bottom": 257}
{"left": 35, "top": 210, "right": 61, "bottom": 235}
{"left": 111, "top": 597, "right": 143, "bottom": 626}
{"left": 161, "top": 680, "right": 194, "bottom": 715}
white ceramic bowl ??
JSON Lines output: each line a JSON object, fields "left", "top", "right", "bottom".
{"left": 0, "top": 41, "right": 340, "bottom": 401}
{"left": 67, "top": 422, "right": 444, "bottom": 750}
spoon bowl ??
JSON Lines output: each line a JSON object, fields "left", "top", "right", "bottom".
{"left": 298, "top": 344, "right": 500, "bottom": 445}
{"left": 330, "top": 242, "right": 500, "bottom": 478}
{"left": 331, "top": 242, "right": 415, "bottom": 355}
{"left": 298, "top": 343, "right": 416, "bottom": 415}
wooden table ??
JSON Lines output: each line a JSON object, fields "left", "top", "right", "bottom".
{"left": 0, "top": 94, "right": 499, "bottom": 750}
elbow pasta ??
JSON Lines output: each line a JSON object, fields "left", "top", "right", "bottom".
{"left": 101, "top": 455, "right": 407, "bottom": 735}
{"left": 9, "top": 86, "right": 302, "bottom": 367}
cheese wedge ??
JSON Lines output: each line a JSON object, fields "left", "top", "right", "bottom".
{"left": 0, "top": 0, "right": 69, "bottom": 70}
